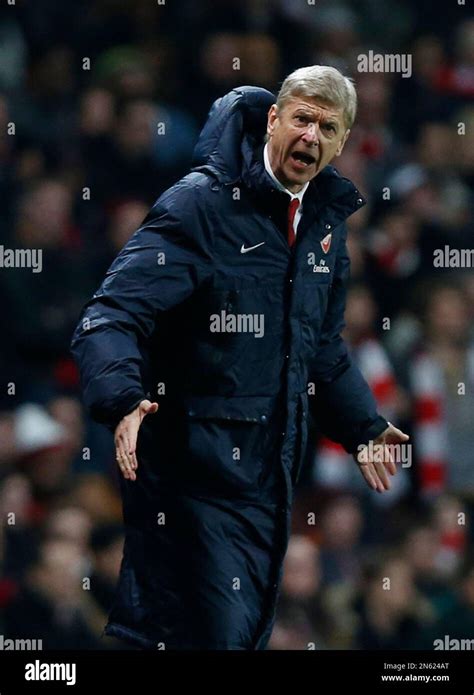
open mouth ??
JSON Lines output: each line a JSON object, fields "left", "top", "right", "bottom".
{"left": 291, "top": 151, "right": 317, "bottom": 168}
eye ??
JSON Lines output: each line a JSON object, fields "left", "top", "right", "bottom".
{"left": 323, "top": 123, "right": 336, "bottom": 133}
{"left": 295, "top": 115, "right": 308, "bottom": 124}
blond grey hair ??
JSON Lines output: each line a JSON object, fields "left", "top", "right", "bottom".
{"left": 276, "top": 65, "right": 357, "bottom": 129}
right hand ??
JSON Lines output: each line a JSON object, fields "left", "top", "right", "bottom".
{"left": 114, "top": 399, "right": 158, "bottom": 481}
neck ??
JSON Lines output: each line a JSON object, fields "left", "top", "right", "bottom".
{"left": 287, "top": 182, "right": 305, "bottom": 194}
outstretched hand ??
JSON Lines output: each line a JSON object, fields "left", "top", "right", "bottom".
{"left": 355, "top": 423, "right": 409, "bottom": 493}
{"left": 114, "top": 399, "right": 159, "bottom": 481}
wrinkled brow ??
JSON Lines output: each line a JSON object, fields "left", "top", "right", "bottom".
{"left": 292, "top": 106, "right": 341, "bottom": 125}
{"left": 292, "top": 106, "right": 341, "bottom": 130}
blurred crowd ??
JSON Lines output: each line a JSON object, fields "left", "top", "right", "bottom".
{"left": 0, "top": 0, "right": 473, "bottom": 650}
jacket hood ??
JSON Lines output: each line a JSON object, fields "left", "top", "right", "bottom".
{"left": 191, "top": 85, "right": 366, "bottom": 212}
{"left": 192, "top": 85, "right": 274, "bottom": 183}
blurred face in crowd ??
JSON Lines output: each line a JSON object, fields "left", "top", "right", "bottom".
{"left": 0, "top": 474, "right": 32, "bottom": 524}
{"left": 418, "top": 123, "right": 454, "bottom": 172}
{"left": 427, "top": 287, "right": 470, "bottom": 344}
{"left": 266, "top": 94, "right": 350, "bottom": 193}
{"left": 356, "top": 73, "right": 390, "bottom": 128}
{"left": 49, "top": 396, "right": 84, "bottom": 452}
{"left": 403, "top": 527, "right": 440, "bottom": 577}
{"left": 80, "top": 88, "right": 114, "bottom": 135}
{"left": 371, "top": 558, "right": 416, "bottom": 613}
{"left": 321, "top": 497, "right": 362, "bottom": 549}
{"left": 109, "top": 201, "right": 148, "bottom": 252}
{"left": 413, "top": 36, "right": 444, "bottom": 81}
{"left": 31, "top": 540, "right": 86, "bottom": 603}
{"left": 281, "top": 536, "right": 321, "bottom": 599}
{"left": 17, "top": 180, "right": 73, "bottom": 248}
{"left": 201, "top": 34, "right": 279, "bottom": 87}
{"left": 71, "top": 474, "right": 122, "bottom": 523}
{"left": 115, "top": 100, "right": 156, "bottom": 155}
{"left": 434, "top": 495, "right": 467, "bottom": 534}
{"left": 383, "top": 211, "right": 419, "bottom": 248}
{"left": 45, "top": 507, "right": 92, "bottom": 552}
{"left": 345, "top": 286, "right": 376, "bottom": 341}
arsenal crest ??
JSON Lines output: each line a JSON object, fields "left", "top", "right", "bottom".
{"left": 320, "top": 233, "right": 332, "bottom": 254}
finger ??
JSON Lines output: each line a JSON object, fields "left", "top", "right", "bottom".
{"left": 118, "top": 432, "right": 133, "bottom": 469}
{"left": 386, "top": 426, "right": 410, "bottom": 444}
{"left": 117, "top": 437, "right": 135, "bottom": 480}
{"left": 116, "top": 446, "right": 130, "bottom": 480}
{"left": 385, "top": 445, "right": 397, "bottom": 476}
{"left": 116, "top": 452, "right": 129, "bottom": 480}
{"left": 139, "top": 400, "right": 159, "bottom": 417}
{"left": 114, "top": 416, "right": 137, "bottom": 479}
{"left": 369, "top": 463, "right": 390, "bottom": 492}
{"left": 114, "top": 437, "right": 126, "bottom": 476}
{"left": 127, "top": 442, "right": 138, "bottom": 472}
{"left": 358, "top": 463, "right": 377, "bottom": 491}
{"left": 380, "top": 442, "right": 396, "bottom": 474}
{"left": 373, "top": 458, "right": 391, "bottom": 490}
{"left": 387, "top": 458, "right": 397, "bottom": 476}
{"left": 121, "top": 429, "right": 134, "bottom": 465}
{"left": 127, "top": 425, "right": 139, "bottom": 469}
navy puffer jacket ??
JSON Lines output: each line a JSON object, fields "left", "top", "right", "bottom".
{"left": 71, "top": 86, "right": 387, "bottom": 649}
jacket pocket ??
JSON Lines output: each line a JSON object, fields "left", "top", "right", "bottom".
{"left": 183, "top": 395, "right": 276, "bottom": 494}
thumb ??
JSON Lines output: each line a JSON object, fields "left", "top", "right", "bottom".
{"left": 385, "top": 423, "right": 409, "bottom": 443}
{"left": 139, "top": 399, "right": 159, "bottom": 416}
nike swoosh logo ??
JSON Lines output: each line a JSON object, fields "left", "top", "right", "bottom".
{"left": 240, "top": 242, "right": 266, "bottom": 254}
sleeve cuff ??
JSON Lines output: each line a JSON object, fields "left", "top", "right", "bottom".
{"left": 346, "top": 415, "right": 389, "bottom": 454}
{"left": 90, "top": 390, "right": 147, "bottom": 431}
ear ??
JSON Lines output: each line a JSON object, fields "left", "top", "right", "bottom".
{"left": 335, "top": 128, "right": 351, "bottom": 157}
{"left": 267, "top": 104, "right": 278, "bottom": 138}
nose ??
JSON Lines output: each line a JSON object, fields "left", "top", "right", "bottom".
{"left": 301, "top": 122, "right": 319, "bottom": 147}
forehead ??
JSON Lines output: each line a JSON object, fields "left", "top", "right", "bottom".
{"left": 283, "top": 95, "right": 343, "bottom": 121}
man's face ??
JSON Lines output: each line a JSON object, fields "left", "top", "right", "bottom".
{"left": 266, "top": 95, "right": 350, "bottom": 193}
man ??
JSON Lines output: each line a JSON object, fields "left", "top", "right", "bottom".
{"left": 71, "top": 65, "right": 408, "bottom": 650}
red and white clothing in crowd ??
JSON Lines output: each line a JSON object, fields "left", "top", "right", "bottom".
{"left": 410, "top": 347, "right": 474, "bottom": 497}
{"left": 315, "top": 337, "right": 399, "bottom": 491}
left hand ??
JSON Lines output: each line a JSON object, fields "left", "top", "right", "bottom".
{"left": 355, "top": 423, "right": 409, "bottom": 493}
